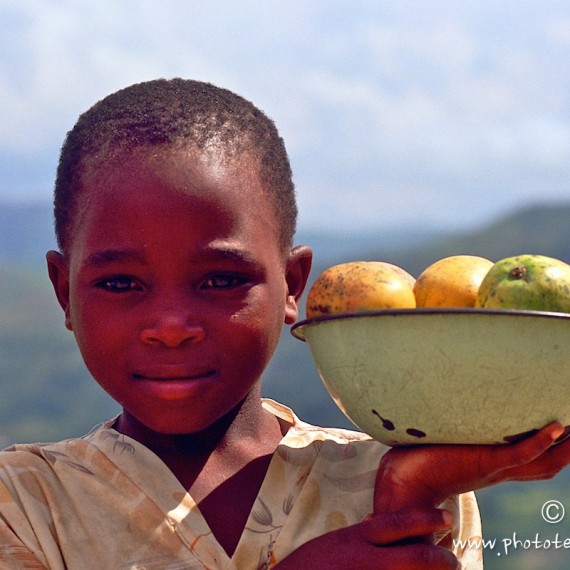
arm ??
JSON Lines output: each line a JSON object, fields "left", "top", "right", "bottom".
{"left": 273, "top": 507, "right": 460, "bottom": 570}
{"left": 375, "top": 422, "right": 570, "bottom": 513}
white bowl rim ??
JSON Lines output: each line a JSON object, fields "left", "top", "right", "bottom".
{"left": 290, "top": 307, "right": 570, "bottom": 341}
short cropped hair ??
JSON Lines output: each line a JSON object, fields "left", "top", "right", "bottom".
{"left": 54, "top": 78, "right": 297, "bottom": 253}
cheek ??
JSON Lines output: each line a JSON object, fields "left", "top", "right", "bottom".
{"left": 69, "top": 298, "right": 129, "bottom": 370}
{"left": 226, "top": 298, "right": 285, "bottom": 364}
{"left": 223, "top": 284, "right": 281, "bottom": 338}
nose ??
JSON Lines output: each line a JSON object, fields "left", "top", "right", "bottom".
{"left": 140, "top": 308, "right": 206, "bottom": 348}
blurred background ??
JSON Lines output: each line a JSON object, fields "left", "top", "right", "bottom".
{"left": 2, "top": 2, "right": 570, "bottom": 568}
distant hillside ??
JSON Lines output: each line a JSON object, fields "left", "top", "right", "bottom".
{"left": 373, "top": 202, "right": 570, "bottom": 277}
{"left": 0, "top": 265, "right": 120, "bottom": 445}
{"left": 0, "top": 202, "right": 56, "bottom": 266}
{"left": 4, "top": 201, "right": 570, "bottom": 569}
{"left": 3, "top": 200, "right": 570, "bottom": 439}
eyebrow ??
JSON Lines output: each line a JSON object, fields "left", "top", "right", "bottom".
{"left": 203, "top": 245, "right": 259, "bottom": 265}
{"left": 83, "top": 248, "right": 147, "bottom": 268}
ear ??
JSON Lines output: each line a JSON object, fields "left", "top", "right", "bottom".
{"left": 284, "top": 245, "right": 313, "bottom": 325}
{"left": 46, "top": 250, "right": 73, "bottom": 331}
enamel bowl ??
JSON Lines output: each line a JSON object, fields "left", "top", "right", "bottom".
{"left": 291, "top": 309, "right": 570, "bottom": 446}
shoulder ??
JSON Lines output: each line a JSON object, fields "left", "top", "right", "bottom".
{"left": 264, "top": 397, "right": 381, "bottom": 444}
{"left": 0, "top": 420, "right": 113, "bottom": 477}
{"left": 264, "top": 398, "right": 387, "bottom": 473}
{"left": 288, "top": 422, "right": 385, "bottom": 473}
{"left": 0, "top": 441, "right": 58, "bottom": 467}
{"left": 0, "top": 437, "right": 86, "bottom": 475}
{"left": 0, "top": 441, "right": 76, "bottom": 514}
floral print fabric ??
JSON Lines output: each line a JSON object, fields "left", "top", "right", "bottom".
{"left": 0, "top": 399, "right": 482, "bottom": 569}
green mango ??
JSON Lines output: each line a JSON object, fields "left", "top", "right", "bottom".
{"left": 476, "top": 254, "right": 570, "bottom": 313}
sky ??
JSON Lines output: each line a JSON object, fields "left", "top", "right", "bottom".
{"left": 1, "top": 0, "right": 570, "bottom": 235}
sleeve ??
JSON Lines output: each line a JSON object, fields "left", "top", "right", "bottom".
{"left": 440, "top": 491, "right": 483, "bottom": 570}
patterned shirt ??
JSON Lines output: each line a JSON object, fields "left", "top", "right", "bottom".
{"left": 0, "top": 399, "right": 482, "bottom": 569}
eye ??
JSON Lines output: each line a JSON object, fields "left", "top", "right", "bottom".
{"left": 95, "top": 276, "right": 143, "bottom": 293}
{"left": 201, "top": 274, "right": 248, "bottom": 290}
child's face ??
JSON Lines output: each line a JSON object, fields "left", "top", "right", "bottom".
{"left": 47, "top": 147, "right": 311, "bottom": 436}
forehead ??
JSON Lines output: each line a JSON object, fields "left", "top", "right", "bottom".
{"left": 83, "top": 144, "right": 261, "bottom": 197}
{"left": 71, "top": 146, "right": 281, "bottom": 252}
{"left": 80, "top": 145, "right": 273, "bottom": 216}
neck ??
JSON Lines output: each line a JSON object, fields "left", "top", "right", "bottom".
{"left": 114, "top": 393, "right": 284, "bottom": 458}
{"left": 115, "top": 393, "right": 288, "bottom": 499}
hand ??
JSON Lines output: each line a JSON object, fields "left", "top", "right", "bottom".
{"left": 273, "top": 507, "right": 459, "bottom": 569}
{"left": 375, "top": 422, "right": 570, "bottom": 513}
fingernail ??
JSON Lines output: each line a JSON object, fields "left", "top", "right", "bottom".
{"left": 551, "top": 425, "right": 565, "bottom": 441}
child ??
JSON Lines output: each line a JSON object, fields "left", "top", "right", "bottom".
{"left": 0, "top": 78, "right": 568, "bottom": 569}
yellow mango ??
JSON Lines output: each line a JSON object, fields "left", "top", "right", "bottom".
{"left": 413, "top": 255, "right": 494, "bottom": 308}
{"left": 305, "top": 261, "right": 416, "bottom": 318}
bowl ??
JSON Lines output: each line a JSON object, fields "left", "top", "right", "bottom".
{"left": 291, "top": 308, "right": 570, "bottom": 446}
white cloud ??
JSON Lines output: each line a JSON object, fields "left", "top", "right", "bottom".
{"left": 2, "top": 1, "right": 570, "bottom": 230}
{"left": 546, "top": 16, "right": 570, "bottom": 46}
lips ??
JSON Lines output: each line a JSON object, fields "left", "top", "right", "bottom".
{"left": 131, "top": 366, "right": 218, "bottom": 402}
{"left": 133, "top": 365, "right": 216, "bottom": 381}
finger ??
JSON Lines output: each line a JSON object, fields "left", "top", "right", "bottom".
{"left": 482, "top": 422, "right": 565, "bottom": 478}
{"left": 383, "top": 543, "right": 460, "bottom": 570}
{"left": 495, "top": 432, "right": 570, "bottom": 482}
{"left": 359, "top": 507, "right": 453, "bottom": 545}
{"left": 347, "top": 542, "right": 459, "bottom": 570}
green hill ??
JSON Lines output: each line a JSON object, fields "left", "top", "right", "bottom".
{"left": 3, "top": 201, "right": 570, "bottom": 569}
{"left": 378, "top": 202, "right": 570, "bottom": 276}
{"left": 0, "top": 265, "right": 119, "bottom": 444}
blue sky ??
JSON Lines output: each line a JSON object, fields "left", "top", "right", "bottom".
{"left": 1, "top": 1, "right": 570, "bottom": 234}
